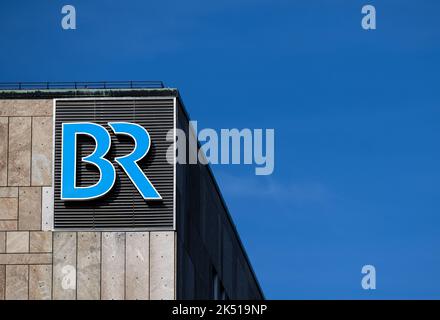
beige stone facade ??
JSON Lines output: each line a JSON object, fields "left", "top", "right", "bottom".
{"left": 0, "top": 99, "right": 175, "bottom": 300}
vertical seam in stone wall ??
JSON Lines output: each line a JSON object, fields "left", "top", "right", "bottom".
{"left": 51, "top": 232, "right": 54, "bottom": 300}
{"left": 1, "top": 265, "right": 4, "bottom": 299}
{"left": 17, "top": 188, "right": 20, "bottom": 230}
{"left": 1, "top": 232, "right": 5, "bottom": 252}
{"left": 39, "top": 187, "right": 43, "bottom": 231}
{"left": 99, "top": 232, "right": 102, "bottom": 300}
{"left": 27, "top": 265, "right": 30, "bottom": 300}
{"left": 125, "top": 232, "right": 127, "bottom": 300}
{"left": 75, "top": 232, "right": 78, "bottom": 300}
{"left": 125, "top": 232, "right": 128, "bottom": 300}
{"left": 148, "top": 232, "right": 151, "bottom": 300}
{"left": 124, "top": 232, "right": 126, "bottom": 300}
{"left": 6, "top": 117, "right": 9, "bottom": 186}
{"left": 29, "top": 117, "right": 33, "bottom": 186}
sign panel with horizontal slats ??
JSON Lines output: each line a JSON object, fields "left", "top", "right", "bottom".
{"left": 53, "top": 98, "right": 175, "bottom": 230}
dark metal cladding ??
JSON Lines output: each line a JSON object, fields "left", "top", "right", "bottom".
{"left": 53, "top": 98, "right": 175, "bottom": 230}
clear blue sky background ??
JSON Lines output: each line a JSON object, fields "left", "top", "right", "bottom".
{"left": 1, "top": 0, "right": 439, "bottom": 299}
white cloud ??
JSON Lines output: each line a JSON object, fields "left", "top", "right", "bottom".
{"left": 216, "top": 171, "right": 334, "bottom": 208}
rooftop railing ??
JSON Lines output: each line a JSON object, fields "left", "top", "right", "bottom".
{"left": 0, "top": 81, "right": 165, "bottom": 90}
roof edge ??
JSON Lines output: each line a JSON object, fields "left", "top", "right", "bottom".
{"left": 0, "top": 88, "right": 178, "bottom": 99}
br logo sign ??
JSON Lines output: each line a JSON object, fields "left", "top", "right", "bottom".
{"left": 61, "top": 122, "right": 161, "bottom": 201}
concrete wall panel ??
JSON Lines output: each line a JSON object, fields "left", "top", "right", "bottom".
{"left": 6, "top": 231, "right": 29, "bottom": 253}
{"left": 0, "top": 118, "right": 8, "bottom": 186}
{"left": 41, "top": 187, "right": 53, "bottom": 231}
{"left": 53, "top": 232, "right": 76, "bottom": 300}
{"left": 77, "top": 232, "right": 101, "bottom": 300}
{"left": 101, "top": 232, "right": 125, "bottom": 300}
{"left": 0, "top": 253, "right": 52, "bottom": 264}
{"left": 0, "top": 198, "right": 18, "bottom": 220}
{"left": 8, "top": 117, "right": 31, "bottom": 186}
{"left": 0, "top": 187, "right": 18, "bottom": 197}
{"left": 29, "top": 265, "right": 52, "bottom": 300}
{"left": 0, "top": 100, "right": 53, "bottom": 117}
{"left": 18, "top": 187, "right": 41, "bottom": 230}
{"left": 126, "top": 232, "right": 149, "bottom": 300}
{"left": 31, "top": 117, "right": 52, "bottom": 186}
{"left": 150, "top": 231, "right": 175, "bottom": 300}
{"left": 5, "top": 265, "right": 28, "bottom": 300}
{"left": 30, "top": 231, "right": 52, "bottom": 253}
{"left": 0, "top": 220, "right": 17, "bottom": 231}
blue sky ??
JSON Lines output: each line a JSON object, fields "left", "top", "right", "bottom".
{"left": 1, "top": 0, "right": 440, "bottom": 299}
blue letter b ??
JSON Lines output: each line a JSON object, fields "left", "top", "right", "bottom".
{"left": 61, "top": 122, "right": 116, "bottom": 200}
